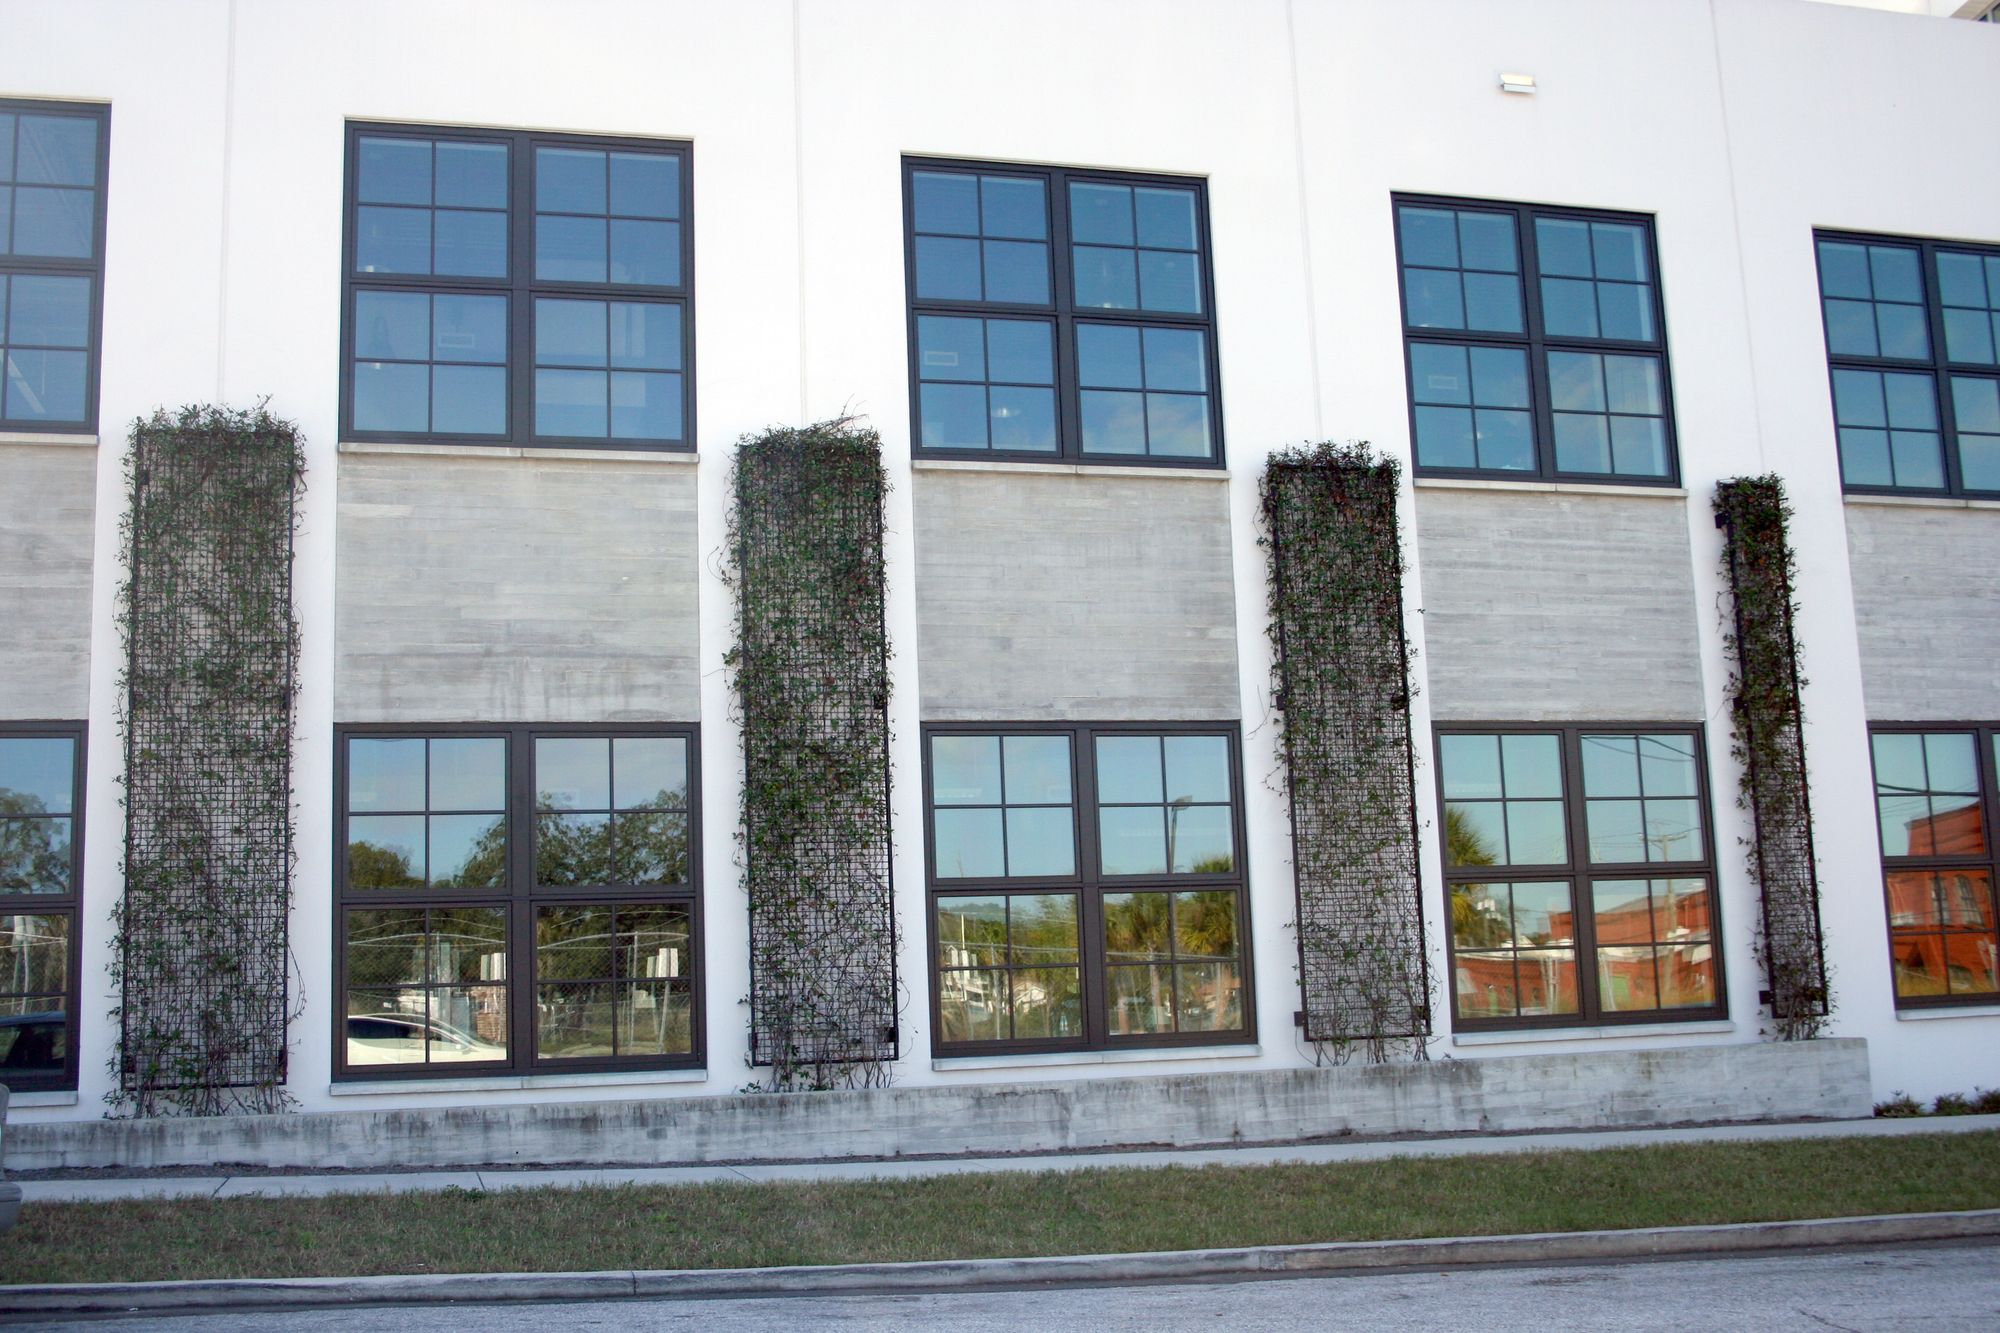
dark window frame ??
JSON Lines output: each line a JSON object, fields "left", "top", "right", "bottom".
{"left": 1868, "top": 721, "right": 2000, "bottom": 1010}
{"left": 1391, "top": 193, "right": 1681, "bottom": 487}
{"left": 332, "top": 721, "right": 704, "bottom": 1081}
{"left": 0, "top": 99, "right": 110, "bottom": 436}
{"left": 1433, "top": 722, "right": 1727, "bottom": 1033}
{"left": 1813, "top": 228, "right": 2000, "bottom": 499}
{"left": 921, "top": 721, "right": 1255, "bottom": 1057}
{"left": 0, "top": 719, "right": 85, "bottom": 1092}
{"left": 902, "top": 157, "right": 1226, "bottom": 470}
{"left": 338, "top": 122, "right": 696, "bottom": 453}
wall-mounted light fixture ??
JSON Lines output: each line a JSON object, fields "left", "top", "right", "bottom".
{"left": 1499, "top": 72, "right": 1537, "bottom": 95}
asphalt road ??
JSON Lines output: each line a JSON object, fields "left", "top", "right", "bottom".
{"left": 11, "top": 1241, "right": 2000, "bottom": 1331}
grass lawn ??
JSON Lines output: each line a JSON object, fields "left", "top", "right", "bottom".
{"left": 5, "top": 1132, "right": 1998, "bottom": 1286}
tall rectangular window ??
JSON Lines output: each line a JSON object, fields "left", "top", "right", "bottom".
{"left": 1, "top": 101, "right": 108, "bottom": 433}
{"left": 1815, "top": 231, "right": 2000, "bottom": 496}
{"left": 0, "top": 725, "right": 83, "bottom": 1090}
{"left": 1869, "top": 726, "right": 2000, "bottom": 1007}
{"left": 1435, "top": 726, "right": 1723, "bottom": 1029}
{"left": 904, "top": 159, "right": 1223, "bottom": 466}
{"left": 1393, "top": 196, "right": 1677, "bottom": 483}
{"left": 335, "top": 725, "right": 701, "bottom": 1079}
{"left": 925, "top": 724, "right": 1251, "bottom": 1054}
{"left": 342, "top": 124, "right": 692, "bottom": 450}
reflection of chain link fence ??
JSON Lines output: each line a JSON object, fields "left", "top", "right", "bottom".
{"left": 1263, "top": 443, "right": 1430, "bottom": 1062}
{"left": 113, "top": 406, "right": 303, "bottom": 1115}
{"left": 728, "top": 421, "right": 897, "bottom": 1089}
{"left": 1715, "top": 476, "right": 1830, "bottom": 1039}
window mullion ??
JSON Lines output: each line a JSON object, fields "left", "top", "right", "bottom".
{"left": 1922, "top": 241, "right": 1969, "bottom": 495}
{"left": 1049, "top": 169, "right": 1082, "bottom": 461}
{"left": 1516, "top": 206, "right": 1559, "bottom": 480}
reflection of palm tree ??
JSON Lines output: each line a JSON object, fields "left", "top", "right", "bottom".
{"left": 1446, "top": 805, "right": 1496, "bottom": 867}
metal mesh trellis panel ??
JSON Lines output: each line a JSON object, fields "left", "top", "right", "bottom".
{"left": 1263, "top": 444, "right": 1430, "bottom": 1056}
{"left": 117, "top": 407, "right": 301, "bottom": 1113}
{"left": 1715, "top": 476, "right": 1829, "bottom": 1035}
{"left": 730, "top": 422, "right": 897, "bottom": 1082}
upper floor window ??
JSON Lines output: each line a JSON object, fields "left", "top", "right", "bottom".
{"left": 1436, "top": 726, "right": 1723, "bottom": 1030}
{"left": 924, "top": 724, "right": 1251, "bottom": 1054}
{"left": 1393, "top": 196, "right": 1677, "bottom": 484}
{"left": 1, "top": 101, "right": 108, "bottom": 433}
{"left": 1869, "top": 726, "right": 2000, "bottom": 1007}
{"left": 0, "top": 725, "right": 84, "bottom": 1090}
{"left": 334, "top": 724, "right": 702, "bottom": 1079}
{"left": 1814, "top": 231, "right": 2000, "bottom": 496}
{"left": 341, "top": 124, "right": 692, "bottom": 450}
{"left": 903, "top": 159, "right": 1222, "bottom": 466}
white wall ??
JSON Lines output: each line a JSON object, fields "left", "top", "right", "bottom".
{"left": 2, "top": 0, "right": 1996, "bottom": 1122}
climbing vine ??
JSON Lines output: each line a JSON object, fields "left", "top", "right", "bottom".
{"left": 726, "top": 418, "right": 898, "bottom": 1090}
{"left": 1262, "top": 442, "right": 1430, "bottom": 1062}
{"left": 110, "top": 404, "right": 304, "bottom": 1116}
{"left": 1714, "top": 475, "right": 1830, "bottom": 1040}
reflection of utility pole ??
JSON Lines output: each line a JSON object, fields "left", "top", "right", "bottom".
{"left": 1166, "top": 795, "right": 1192, "bottom": 873}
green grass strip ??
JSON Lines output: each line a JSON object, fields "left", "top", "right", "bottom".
{"left": 5, "top": 1133, "right": 1997, "bottom": 1286}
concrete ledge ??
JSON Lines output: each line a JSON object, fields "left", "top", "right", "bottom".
{"left": 4, "top": 1039, "right": 1872, "bottom": 1172}
{"left": 1413, "top": 476, "right": 1688, "bottom": 498}
{"left": 5, "top": 1206, "right": 1994, "bottom": 1315}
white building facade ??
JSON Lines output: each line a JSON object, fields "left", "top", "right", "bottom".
{"left": 2, "top": 0, "right": 1998, "bottom": 1131}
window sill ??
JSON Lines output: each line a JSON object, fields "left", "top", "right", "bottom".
{"left": 338, "top": 440, "right": 698, "bottom": 465}
{"left": 0, "top": 431, "right": 97, "bottom": 449}
{"left": 1450, "top": 1019, "right": 1733, "bottom": 1047}
{"left": 1843, "top": 492, "right": 2000, "bottom": 512}
{"left": 912, "top": 458, "right": 1229, "bottom": 482}
{"left": 1894, "top": 1004, "right": 2000, "bottom": 1021}
{"left": 328, "top": 1067, "right": 707, "bottom": 1096}
{"left": 932, "top": 1042, "right": 1260, "bottom": 1072}
{"left": 1414, "top": 476, "right": 1687, "bottom": 499}
{"left": 4, "top": 1090, "right": 80, "bottom": 1108}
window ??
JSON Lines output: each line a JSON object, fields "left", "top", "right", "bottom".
{"left": 924, "top": 724, "right": 1251, "bottom": 1053}
{"left": 334, "top": 725, "right": 701, "bottom": 1078}
{"left": 341, "top": 124, "right": 692, "bottom": 450}
{"left": 1814, "top": 231, "right": 2000, "bottom": 496}
{"left": 1, "top": 101, "right": 108, "bottom": 432}
{"left": 0, "top": 725, "right": 83, "bottom": 1090}
{"left": 1869, "top": 726, "right": 2000, "bottom": 1007}
{"left": 1435, "top": 727, "right": 1723, "bottom": 1029}
{"left": 1393, "top": 196, "right": 1677, "bottom": 483}
{"left": 904, "top": 159, "right": 1222, "bottom": 465}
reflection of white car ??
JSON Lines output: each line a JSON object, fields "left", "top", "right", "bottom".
{"left": 346, "top": 1013, "right": 505, "bottom": 1065}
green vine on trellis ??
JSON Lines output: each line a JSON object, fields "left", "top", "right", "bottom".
{"left": 725, "top": 418, "right": 898, "bottom": 1090}
{"left": 1262, "top": 441, "right": 1431, "bottom": 1062}
{"left": 1714, "top": 475, "right": 1831, "bottom": 1040}
{"left": 109, "top": 404, "right": 305, "bottom": 1116}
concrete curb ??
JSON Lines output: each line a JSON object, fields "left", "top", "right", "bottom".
{"left": 5, "top": 1208, "right": 1999, "bottom": 1314}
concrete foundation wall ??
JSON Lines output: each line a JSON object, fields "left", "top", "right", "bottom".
{"left": 913, "top": 468, "right": 1239, "bottom": 722}
{"left": 6, "top": 1039, "right": 1871, "bottom": 1171}
{"left": 1845, "top": 503, "right": 2000, "bottom": 722}
{"left": 334, "top": 451, "right": 701, "bottom": 722}
{"left": 1415, "top": 488, "right": 1704, "bottom": 722}
{"left": 0, "top": 445, "right": 97, "bottom": 720}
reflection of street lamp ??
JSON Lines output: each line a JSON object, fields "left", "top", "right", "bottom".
{"left": 1166, "top": 795, "right": 1193, "bottom": 873}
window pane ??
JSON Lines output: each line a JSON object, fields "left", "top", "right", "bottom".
{"left": 914, "top": 235, "right": 981, "bottom": 300}
{"left": 1462, "top": 272, "right": 1522, "bottom": 333}
{"left": 536, "top": 811, "right": 611, "bottom": 886}
{"left": 3, "top": 350, "right": 85, "bottom": 422}
{"left": 1502, "top": 734, "right": 1563, "bottom": 798}
{"left": 614, "top": 811, "right": 689, "bottom": 884}
{"left": 990, "top": 386, "right": 1057, "bottom": 452}
{"left": 913, "top": 172, "right": 978, "bottom": 235}
{"left": 1143, "top": 327, "right": 1207, "bottom": 392}
{"left": 986, "top": 320, "right": 1053, "bottom": 385}
{"left": 937, "top": 896, "right": 1007, "bottom": 968}
{"left": 918, "top": 315, "right": 984, "bottom": 382}
{"left": 934, "top": 808, "right": 1004, "bottom": 878}
{"left": 983, "top": 239, "right": 1048, "bottom": 304}
{"left": 1164, "top": 735, "right": 1231, "bottom": 804}
{"left": 982, "top": 176, "right": 1046, "bottom": 240}
{"left": 355, "top": 205, "right": 430, "bottom": 274}
{"left": 537, "top": 147, "right": 606, "bottom": 213}
{"left": 614, "top": 737, "right": 687, "bottom": 809}
{"left": 0, "top": 819, "right": 69, "bottom": 893}
{"left": 1096, "top": 736, "right": 1163, "bottom": 803}
{"left": 1070, "top": 183, "right": 1134, "bottom": 246}
{"left": 0, "top": 738, "right": 74, "bottom": 813}
{"left": 348, "top": 738, "right": 426, "bottom": 812}
{"left": 353, "top": 361, "right": 428, "bottom": 432}
{"left": 358, "top": 137, "right": 431, "bottom": 205}
{"left": 932, "top": 735, "right": 1001, "bottom": 805}
{"left": 921, "top": 383, "right": 987, "bottom": 448}
{"left": 609, "top": 371, "right": 681, "bottom": 441}
{"left": 1410, "top": 343, "right": 1470, "bottom": 406}
{"left": 436, "top": 141, "right": 506, "bottom": 208}
{"left": 11, "top": 187, "right": 92, "bottom": 258}
{"left": 1446, "top": 803, "right": 1505, "bottom": 868}
{"left": 1169, "top": 805, "right": 1233, "bottom": 873}
{"left": 422, "top": 738, "right": 503, "bottom": 814}
{"left": 1104, "top": 892, "right": 1170, "bottom": 960}
{"left": 353, "top": 291, "right": 429, "bottom": 362}
{"left": 1099, "top": 806, "right": 1167, "bottom": 876}
{"left": 610, "top": 218, "right": 679, "bottom": 286}
{"left": 431, "top": 366, "right": 505, "bottom": 434}
{"left": 1638, "top": 733, "right": 1699, "bottom": 797}
{"left": 1146, "top": 393, "right": 1211, "bottom": 458}
{"left": 537, "top": 737, "right": 610, "bottom": 809}
{"left": 1138, "top": 250, "right": 1201, "bottom": 313}
{"left": 1440, "top": 734, "right": 1502, "bottom": 799}
{"left": 1002, "top": 736, "right": 1071, "bottom": 804}
{"left": 1586, "top": 798, "right": 1645, "bottom": 863}
{"left": 433, "top": 209, "right": 506, "bottom": 277}
{"left": 1506, "top": 801, "right": 1568, "bottom": 865}
{"left": 1535, "top": 218, "right": 1593, "bottom": 277}
{"left": 1073, "top": 246, "right": 1137, "bottom": 309}
{"left": 1580, "top": 734, "right": 1640, "bottom": 798}
{"left": 1005, "top": 807, "right": 1074, "bottom": 877}
{"left": 1135, "top": 188, "right": 1196, "bottom": 250}
{"left": 1644, "top": 799, "right": 1703, "bottom": 862}
{"left": 1399, "top": 207, "right": 1459, "bottom": 268}
{"left": 1414, "top": 406, "right": 1475, "bottom": 468}
{"left": 429, "top": 814, "right": 504, "bottom": 887}
{"left": 610, "top": 302, "right": 682, "bottom": 370}
{"left": 537, "top": 215, "right": 607, "bottom": 282}
{"left": 8, "top": 275, "right": 89, "bottom": 346}
{"left": 1517, "top": 950, "right": 1579, "bottom": 1015}
{"left": 1077, "top": 324, "right": 1142, "bottom": 389}
{"left": 1013, "top": 967, "right": 1081, "bottom": 1039}
{"left": 535, "top": 368, "right": 608, "bottom": 437}
{"left": 609, "top": 152, "right": 679, "bottom": 219}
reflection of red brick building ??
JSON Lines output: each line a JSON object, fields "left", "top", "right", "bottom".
{"left": 1456, "top": 886, "right": 1715, "bottom": 1016}
{"left": 1886, "top": 804, "right": 1997, "bottom": 999}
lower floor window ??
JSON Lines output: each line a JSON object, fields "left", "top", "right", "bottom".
{"left": 335, "top": 724, "right": 701, "bottom": 1078}
{"left": 1870, "top": 725, "right": 2000, "bottom": 1006}
{"left": 926, "top": 724, "right": 1252, "bottom": 1053}
{"left": 0, "top": 726, "right": 83, "bottom": 1089}
{"left": 1437, "top": 726, "right": 1724, "bottom": 1029}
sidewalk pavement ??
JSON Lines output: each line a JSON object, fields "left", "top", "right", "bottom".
{"left": 16, "top": 1111, "right": 2000, "bottom": 1204}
